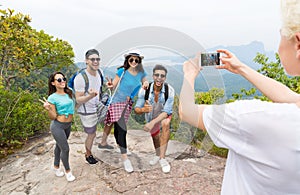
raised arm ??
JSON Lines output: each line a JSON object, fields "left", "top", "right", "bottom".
{"left": 179, "top": 54, "right": 208, "bottom": 131}
{"left": 217, "top": 49, "right": 300, "bottom": 103}
{"left": 75, "top": 89, "right": 98, "bottom": 104}
{"left": 39, "top": 97, "right": 57, "bottom": 120}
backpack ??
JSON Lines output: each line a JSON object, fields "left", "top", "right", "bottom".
{"left": 144, "top": 82, "right": 169, "bottom": 104}
{"left": 68, "top": 68, "right": 104, "bottom": 94}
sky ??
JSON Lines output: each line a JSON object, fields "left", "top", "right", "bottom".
{"left": 1, "top": 0, "right": 281, "bottom": 63}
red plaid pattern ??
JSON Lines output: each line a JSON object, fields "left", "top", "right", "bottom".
{"left": 104, "top": 100, "right": 133, "bottom": 125}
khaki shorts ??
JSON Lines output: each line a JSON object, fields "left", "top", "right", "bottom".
{"left": 79, "top": 113, "right": 97, "bottom": 134}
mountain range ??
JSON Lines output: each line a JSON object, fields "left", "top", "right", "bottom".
{"left": 75, "top": 41, "right": 276, "bottom": 100}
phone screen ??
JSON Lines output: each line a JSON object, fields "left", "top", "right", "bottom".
{"left": 200, "top": 52, "right": 220, "bottom": 66}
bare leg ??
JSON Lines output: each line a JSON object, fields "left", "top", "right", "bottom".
{"left": 152, "top": 134, "right": 160, "bottom": 156}
{"left": 85, "top": 132, "right": 96, "bottom": 156}
{"left": 100, "top": 125, "right": 113, "bottom": 146}
{"left": 159, "top": 118, "right": 171, "bottom": 159}
{"left": 121, "top": 153, "right": 128, "bottom": 161}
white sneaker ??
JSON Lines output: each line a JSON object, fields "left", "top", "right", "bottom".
{"left": 65, "top": 171, "right": 76, "bottom": 182}
{"left": 149, "top": 156, "right": 160, "bottom": 166}
{"left": 123, "top": 159, "right": 133, "bottom": 173}
{"left": 126, "top": 149, "right": 132, "bottom": 155}
{"left": 159, "top": 158, "right": 171, "bottom": 173}
{"left": 52, "top": 166, "right": 64, "bottom": 177}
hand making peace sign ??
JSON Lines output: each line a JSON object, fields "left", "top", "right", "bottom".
{"left": 38, "top": 97, "right": 51, "bottom": 110}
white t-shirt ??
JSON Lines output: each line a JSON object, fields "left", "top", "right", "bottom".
{"left": 74, "top": 70, "right": 102, "bottom": 114}
{"left": 203, "top": 99, "right": 300, "bottom": 195}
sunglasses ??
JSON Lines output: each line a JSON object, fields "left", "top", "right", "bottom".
{"left": 153, "top": 73, "right": 166, "bottom": 78}
{"left": 129, "top": 58, "right": 140, "bottom": 64}
{"left": 55, "top": 77, "right": 67, "bottom": 83}
{"left": 88, "top": 58, "right": 101, "bottom": 62}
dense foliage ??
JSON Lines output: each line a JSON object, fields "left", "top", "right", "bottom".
{"left": 228, "top": 53, "right": 300, "bottom": 102}
{"left": 0, "top": 89, "right": 49, "bottom": 158}
{"left": 0, "top": 9, "right": 75, "bottom": 158}
{"left": 0, "top": 9, "right": 74, "bottom": 90}
{"left": 255, "top": 53, "right": 300, "bottom": 93}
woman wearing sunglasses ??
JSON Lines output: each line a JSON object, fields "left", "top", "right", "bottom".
{"left": 40, "top": 71, "right": 75, "bottom": 182}
{"left": 101, "top": 50, "right": 149, "bottom": 173}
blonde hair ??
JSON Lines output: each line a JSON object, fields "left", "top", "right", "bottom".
{"left": 281, "top": 0, "right": 300, "bottom": 39}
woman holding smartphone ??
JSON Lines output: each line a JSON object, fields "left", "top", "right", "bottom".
{"left": 180, "top": 0, "right": 300, "bottom": 193}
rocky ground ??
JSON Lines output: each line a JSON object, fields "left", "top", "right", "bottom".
{"left": 0, "top": 130, "right": 226, "bottom": 195}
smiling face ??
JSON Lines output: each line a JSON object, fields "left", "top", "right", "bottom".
{"left": 85, "top": 53, "right": 100, "bottom": 72}
{"left": 152, "top": 69, "right": 167, "bottom": 88}
{"left": 128, "top": 56, "right": 140, "bottom": 68}
{"left": 52, "top": 73, "right": 66, "bottom": 89}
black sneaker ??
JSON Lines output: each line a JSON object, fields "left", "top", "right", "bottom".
{"left": 86, "top": 155, "right": 98, "bottom": 164}
{"left": 97, "top": 144, "right": 114, "bottom": 150}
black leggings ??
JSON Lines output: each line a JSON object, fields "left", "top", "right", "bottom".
{"left": 114, "top": 122, "right": 127, "bottom": 154}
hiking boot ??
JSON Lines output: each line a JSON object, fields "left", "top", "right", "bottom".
{"left": 149, "top": 156, "right": 160, "bottom": 166}
{"left": 86, "top": 155, "right": 98, "bottom": 164}
{"left": 159, "top": 158, "right": 171, "bottom": 173}
{"left": 52, "top": 166, "right": 64, "bottom": 177}
{"left": 123, "top": 159, "right": 133, "bottom": 173}
{"left": 97, "top": 144, "right": 114, "bottom": 150}
{"left": 65, "top": 171, "right": 76, "bottom": 182}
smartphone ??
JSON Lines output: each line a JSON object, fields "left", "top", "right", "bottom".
{"left": 200, "top": 52, "right": 220, "bottom": 66}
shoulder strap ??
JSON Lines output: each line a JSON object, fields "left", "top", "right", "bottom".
{"left": 78, "top": 68, "right": 88, "bottom": 114}
{"left": 144, "top": 82, "right": 152, "bottom": 101}
{"left": 164, "top": 82, "right": 169, "bottom": 103}
{"left": 107, "top": 69, "right": 125, "bottom": 106}
{"left": 81, "top": 68, "right": 103, "bottom": 94}
{"left": 144, "top": 82, "right": 168, "bottom": 103}
{"left": 130, "top": 84, "right": 141, "bottom": 100}
{"left": 97, "top": 69, "right": 103, "bottom": 93}
{"left": 80, "top": 69, "right": 89, "bottom": 94}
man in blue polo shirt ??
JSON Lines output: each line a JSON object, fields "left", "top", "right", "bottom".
{"left": 134, "top": 64, "right": 174, "bottom": 173}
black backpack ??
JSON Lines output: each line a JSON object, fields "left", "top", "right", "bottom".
{"left": 144, "top": 82, "right": 169, "bottom": 104}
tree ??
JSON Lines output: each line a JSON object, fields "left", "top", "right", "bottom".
{"left": 228, "top": 53, "right": 300, "bottom": 102}
{"left": 0, "top": 9, "right": 74, "bottom": 90}
{"left": 255, "top": 53, "right": 300, "bottom": 93}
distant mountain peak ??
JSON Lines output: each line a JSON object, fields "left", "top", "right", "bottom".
{"left": 208, "top": 40, "right": 265, "bottom": 52}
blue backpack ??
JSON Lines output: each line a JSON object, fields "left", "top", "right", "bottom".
{"left": 68, "top": 68, "right": 104, "bottom": 94}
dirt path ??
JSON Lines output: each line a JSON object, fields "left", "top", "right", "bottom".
{"left": 0, "top": 130, "right": 225, "bottom": 195}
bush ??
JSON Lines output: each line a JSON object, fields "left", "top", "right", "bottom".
{"left": 0, "top": 89, "right": 49, "bottom": 158}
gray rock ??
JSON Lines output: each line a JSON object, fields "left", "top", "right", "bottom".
{"left": 0, "top": 130, "right": 225, "bottom": 194}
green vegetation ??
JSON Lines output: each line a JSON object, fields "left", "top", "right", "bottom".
{"left": 0, "top": 8, "right": 75, "bottom": 158}
{"left": 228, "top": 53, "right": 300, "bottom": 102}
{"left": 1, "top": 8, "right": 299, "bottom": 160}
{"left": 0, "top": 90, "right": 49, "bottom": 158}
{"left": 255, "top": 53, "right": 300, "bottom": 93}
{"left": 172, "top": 88, "right": 229, "bottom": 158}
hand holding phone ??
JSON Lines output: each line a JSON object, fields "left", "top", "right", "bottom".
{"left": 200, "top": 52, "right": 220, "bottom": 66}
